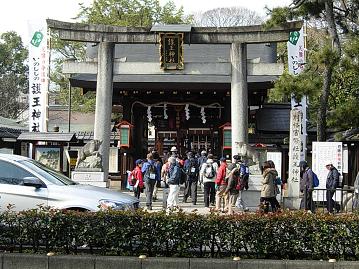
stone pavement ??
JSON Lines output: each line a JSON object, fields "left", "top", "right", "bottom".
{"left": 120, "top": 186, "right": 262, "bottom": 214}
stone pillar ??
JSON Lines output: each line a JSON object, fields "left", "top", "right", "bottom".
{"left": 94, "top": 42, "right": 114, "bottom": 180}
{"left": 230, "top": 43, "right": 248, "bottom": 158}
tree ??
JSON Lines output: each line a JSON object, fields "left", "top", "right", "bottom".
{"left": 51, "top": 0, "right": 191, "bottom": 112}
{"left": 0, "top": 32, "right": 28, "bottom": 119}
{"left": 193, "top": 7, "right": 263, "bottom": 27}
{"left": 266, "top": 0, "right": 359, "bottom": 141}
{"left": 328, "top": 34, "right": 359, "bottom": 132}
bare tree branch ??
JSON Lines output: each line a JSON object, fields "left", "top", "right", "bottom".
{"left": 192, "top": 7, "right": 263, "bottom": 27}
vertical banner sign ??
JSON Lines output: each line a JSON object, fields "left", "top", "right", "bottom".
{"left": 287, "top": 109, "right": 302, "bottom": 198}
{"left": 287, "top": 25, "right": 307, "bottom": 161}
{"left": 28, "top": 21, "right": 49, "bottom": 132}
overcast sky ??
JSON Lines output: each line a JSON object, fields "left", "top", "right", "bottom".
{"left": 0, "top": 0, "right": 292, "bottom": 44}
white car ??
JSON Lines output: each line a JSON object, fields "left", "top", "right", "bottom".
{"left": 0, "top": 154, "right": 139, "bottom": 212}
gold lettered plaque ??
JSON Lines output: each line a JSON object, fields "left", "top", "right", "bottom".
{"left": 159, "top": 33, "right": 184, "bottom": 70}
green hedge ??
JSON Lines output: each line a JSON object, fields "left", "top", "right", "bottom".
{"left": 1, "top": 208, "right": 359, "bottom": 260}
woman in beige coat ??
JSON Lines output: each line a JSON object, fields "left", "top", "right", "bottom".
{"left": 260, "top": 161, "right": 279, "bottom": 213}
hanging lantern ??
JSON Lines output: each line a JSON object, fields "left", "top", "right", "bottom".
{"left": 115, "top": 121, "right": 134, "bottom": 148}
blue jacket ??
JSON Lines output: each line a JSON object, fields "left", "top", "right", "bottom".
{"left": 167, "top": 163, "right": 181, "bottom": 185}
{"left": 142, "top": 160, "right": 159, "bottom": 181}
{"left": 155, "top": 161, "right": 162, "bottom": 182}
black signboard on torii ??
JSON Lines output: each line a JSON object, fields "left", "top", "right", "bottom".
{"left": 159, "top": 33, "right": 184, "bottom": 70}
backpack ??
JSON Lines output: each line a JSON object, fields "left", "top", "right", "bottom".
{"left": 187, "top": 159, "right": 197, "bottom": 177}
{"left": 144, "top": 163, "right": 156, "bottom": 181}
{"left": 312, "top": 171, "right": 319, "bottom": 188}
{"left": 234, "top": 173, "right": 241, "bottom": 191}
{"left": 180, "top": 167, "right": 187, "bottom": 184}
{"left": 224, "top": 167, "right": 232, "bottom": 183}
{"left": 204, "top": 163, "right": 215, "bottom": 178}
{"left": 128, "top": 170, "right": 136, "bottom": 186}
{"left": 239, "top": 164, "right": 249, "bottom": 178}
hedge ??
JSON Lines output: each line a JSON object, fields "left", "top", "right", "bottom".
{"left": 1, "top": 207, "right": 359, "bottom": 260}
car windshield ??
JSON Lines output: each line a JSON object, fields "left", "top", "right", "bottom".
{"left": 20, "top": 159, "right": 78, "bottom": 186}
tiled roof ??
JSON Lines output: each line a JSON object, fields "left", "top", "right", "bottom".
{"left": 17, "top": 132, "right": 77, "bottom": 142}
{"left": 0, "top": 127, "right": 23, "bottom": 139}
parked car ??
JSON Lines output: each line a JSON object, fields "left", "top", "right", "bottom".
{"left": 0, "top": 154, "right": 139, "bottom": 212}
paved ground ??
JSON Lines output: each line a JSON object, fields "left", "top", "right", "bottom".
{"left": 120, "top": 186, "right": 262, "bottom": 214}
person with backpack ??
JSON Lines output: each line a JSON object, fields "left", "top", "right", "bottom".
{"left": 130, "top": 159, "right": 144, "bottom": 199}
{"left": 183, "top": 151, "right": 199, "bottom": 205}
{"left": 299, "top": 160, "right": 315, "bottom": 213}
{"left": 224, "top": 163, "right": 241, "bottom": 215}
{"left": 260, "top": 161, "right": 279, "bottom": 213}
{"left": 152, "top": 151, "right": 162, "bottom": 201}
{"left": 166, "top": 156, "right": 182, "bottom": 209}
{"left": 325, "top": 162, "right": 340, "bottom": 213}
{"left": 141, "top": 153, "right": 158, "bottom": 210}
{"left": 214, "top": 157, "right": 229, "bottom": 212}
{"left": 231, "top": 156, "right": 250, "bottom": 211}
{"left": 267, "top": 160, "right": 281, "bottom": 211}
{"left": 200, "top": 154, "right": 218, "bottom": 208}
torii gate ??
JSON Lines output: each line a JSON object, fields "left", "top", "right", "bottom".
{"left": 47, "top": 19, "right": 302, "bottom": 180}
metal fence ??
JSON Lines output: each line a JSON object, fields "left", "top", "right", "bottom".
{"left": 294, "top": 187, "right": 358, "bottom": 213}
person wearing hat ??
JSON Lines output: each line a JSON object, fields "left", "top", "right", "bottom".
{"left": 131, "top": 159, "right": 144, "bottom": 199}
{"left": 214, "top": 157, "right": 229, "bottom": 211}
{"left": 141, "top": 153, "right": 158, "bottom": 210}
{"left": 325, "top": 162, "right": 340, "bottom": 213}
{"left": 197, "top": 150, "right": 207, "bottom": 186}
{"left": 299, "top": 160, "right": 315, "bottom": 212}
{"left": 170, "top": 146, "right": 178, "bottom": 158}
{"left": 183, "top": 151, "right": 199, "bottom": 204}
{"left": 200, "top": 154, "right": 218, "bottom": 207}
{"left": 166, "top": 156, "right": 181, "bottom": 209}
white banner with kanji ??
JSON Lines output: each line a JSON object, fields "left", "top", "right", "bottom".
{"left": 287, "top": 25, "right": 307, "bottom": 162}
{"left": 28, "top": 21, "right": 48, "bottom": 132}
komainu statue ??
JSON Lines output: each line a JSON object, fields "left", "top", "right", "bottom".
{"left": 236, "top": 142, "right": 260, "bottom": 165}
{"left": 75, "top": 140, "right": 103, "bottom": 170}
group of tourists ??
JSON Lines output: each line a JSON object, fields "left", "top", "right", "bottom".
{"left": 128, "top": 147, "right": 252, "bottom": 213}
{"left": 128, "top": 147, "right": 341, "bottom": 214}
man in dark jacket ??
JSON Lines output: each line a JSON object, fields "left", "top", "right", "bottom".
{"left": 325, "top": 163, "right": 340, "bottom": 213}
{"left": 299, "top": 160, "right": 315, "bottom": 213}
{"left": 183, "top": 152, "right": 198, "bottom": 205}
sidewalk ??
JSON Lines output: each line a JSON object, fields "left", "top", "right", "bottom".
{"left": 120, "top": 186, "right": 260, "bottom": 214}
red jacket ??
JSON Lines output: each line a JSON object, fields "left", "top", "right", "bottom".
{"left": 215, "top": 162, "right": 227, "bottom": 185}
{"left": 133, "top": 166, "right": 144, "bottom": 188}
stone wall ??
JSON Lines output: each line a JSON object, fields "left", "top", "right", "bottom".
{"left": 0, "top": 254, "right": 358, "bottom": 269}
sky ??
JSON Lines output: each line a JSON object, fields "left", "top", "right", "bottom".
{"left": 0, "top": 0, "right": 292, "bottom": 44}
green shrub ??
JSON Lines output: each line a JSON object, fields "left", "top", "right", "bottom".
{"left": 1, "top": 208, "right": 359, "bottom": 260}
